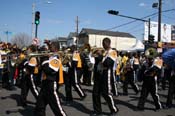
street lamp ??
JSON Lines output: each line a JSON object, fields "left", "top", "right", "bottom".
{"left": 108, "top": 10, "right": 151, "bottom": 44}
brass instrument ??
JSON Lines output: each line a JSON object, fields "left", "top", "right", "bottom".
{"left": 62, "top": 53, "right": 72, "bottom": 65}
{"left": 145, "top": 47, "right": 157, "bottom": 58}
{"left": 91, "top": 47, "right": 104, "bottom": 57}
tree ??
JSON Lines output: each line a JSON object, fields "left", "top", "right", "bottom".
{"left": 11, "top": 32, "right": 32, "bottom": 49}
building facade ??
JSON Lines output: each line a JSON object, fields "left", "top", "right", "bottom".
{"left": 78, "top": 28, "right": 137, "bottom": 51}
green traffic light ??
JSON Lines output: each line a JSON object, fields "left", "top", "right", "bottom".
{"left": 35, "top": 20, "right": 40, "bottom": 25}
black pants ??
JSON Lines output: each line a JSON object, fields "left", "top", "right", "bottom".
{"left": 64, "top": 71, "right": 73, "bottom": 101}
{"left": 138, "top": 76, "right": 162, "bottom": 109}
{"left": 123, "top": 72, "right": 139, "bottom": 95}
{"left": 72, "top": 68, "right": 86, "bottom": 98}
{"left": 93, "top": 69, "right": 118, "bottom": 114}
{"left": 34, "top": 80, "right": 67, "bottom": 116}
{"left": 166, "top": 75, "right": 175, "bottom": 107}
{"left": 64, "top": 68, "right": 85, "bottom": 100}
{"left": 20, "top": 74, "right": 39, "bottom": 105}
{"left": 83, "top": 67, "right": 92, "bottom": 85}
{"left": 2, "top": 71, "right": 10, "bottom": 88}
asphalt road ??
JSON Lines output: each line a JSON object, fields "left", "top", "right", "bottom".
{"left": 0, "top": 82, "right": 175, "bottom": 116}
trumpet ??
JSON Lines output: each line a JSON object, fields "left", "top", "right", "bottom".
{"left": 28, "top": 52, "right": 54, "bottom": 57}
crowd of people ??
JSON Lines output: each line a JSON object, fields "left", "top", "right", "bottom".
{"left": 0, "top": 38, "right": 175, "bottom": 116}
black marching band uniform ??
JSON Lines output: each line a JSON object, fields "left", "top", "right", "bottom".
{"left": 92, "top": 48, "right": 119, "bottom": 115}
{"left": 71, "top": 49, "right": 86, "bottom": 99}
{"left": 137, "top": 57, "right": 162, "bottom": 110}
{"left": 20, "top": 46, "right": 39, "bottom": 107}
{"left": 34, "top": 52, "right": 66, "bottom": 116}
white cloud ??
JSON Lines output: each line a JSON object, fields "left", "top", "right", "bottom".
{"left": 139, "top": 2, "right": 146, "bottom": 7}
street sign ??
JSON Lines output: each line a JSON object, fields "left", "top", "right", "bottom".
{"left": 32, "top": 38, "right": 40, "bottom": 45}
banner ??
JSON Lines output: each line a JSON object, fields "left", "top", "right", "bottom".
{"left": 144, "top": 21, "right": 171, "bottom": 43}
{"left": 171, "top": 25, "right": 175, "bottom": 41}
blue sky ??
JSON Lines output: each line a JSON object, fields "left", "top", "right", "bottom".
{"left": 0, "top": 0, "right": 175, "bottom": 44}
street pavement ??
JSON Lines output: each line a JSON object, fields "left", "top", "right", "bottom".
{"left": 0, "top": 82, "right": 175, "bottom": 116}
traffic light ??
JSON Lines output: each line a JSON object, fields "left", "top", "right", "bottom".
{"left": 108, "top": 10, "right": 119, "bottom": 15}
{"left": 148, "top": 34, "right": 155, "bottom": 44}
{"left": 35, "top": 11, "right": 40, "bottom": 25}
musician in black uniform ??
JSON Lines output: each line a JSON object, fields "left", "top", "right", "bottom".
{"left": 20, "top": 45, "right": 39, "bottom": 107}
{"left": 137, "top": 56, "right": 162, "bottom": 111}
{"left": 92, "top": 38, "right": 119, "bottom": 116}
{"left": 34, "top": 42, "right": 67, "bottom": 116}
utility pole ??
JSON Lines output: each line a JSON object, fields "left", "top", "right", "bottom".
{"left": 158, "top": 0, "right": 162, "bottom": 42}
{"left": 76, "top": 16, "right": 79, "bottom": 49}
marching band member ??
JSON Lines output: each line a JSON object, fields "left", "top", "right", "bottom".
{"left": 20, "top": 45, "right": 39, "bottom": 107}
{"left": 137, "top": 49, "right": 162, "bottom": 111}
{"left": 92, "top": 38, "right": 119, "bottom": 116}
{"left": 68, "top": 45, "right": 86, "bottom": 100}
{"left": 34, "top": 41, "right": 67, "bottom": 116}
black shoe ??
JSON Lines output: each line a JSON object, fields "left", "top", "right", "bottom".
{"left": 136, "top": 106, "right": 144, "bottom": 111}
{"left": 122, "top": 93, "right": 128, "bottom": 96}
{"left": 155, "top": 107, "right": 162, "bottom": 112}
{"left": 110, "top": 112, "right": 117, "bottom": 116}
{"left": 81, "top": 95, "right": 87, "bottom": 101}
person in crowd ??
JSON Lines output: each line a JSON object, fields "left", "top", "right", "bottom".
{"left": 161, "top": 63, "right": 171, "bottom": 90}
{"left": 162, "top": 49, "right": 175, "bottom": 109}
{"left": 133, "top": 52, "right": 140, "bottom": 82}
{"left": 64, "top": 45, "right": 86, "bottom": 103}
{"left": 92, "top": 37, "right": 119, "bottom": 116}
{"left": 20, "top": 45, "right": 39, "bottom": 107}
{"left": 34, "top": 41, "right": 67, "bottom": 116}
{"left": 81, "top": 44, "right": 93, "bottom": 86}
{"left": 137, "top": 54, "right": 162, "bottom": 111}
{"left": 122, "top": 53, "right": 139, "bottom": 96}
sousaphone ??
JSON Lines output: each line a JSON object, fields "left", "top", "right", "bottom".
{"left": 145, "top": 47, "right": 157, "bottom": 58}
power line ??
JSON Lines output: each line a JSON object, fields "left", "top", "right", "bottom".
{"left": 124, "top": 15, "right": 158, "bottom": 32}
{"left": 91, "top": 8, "right": 175, "bottom": 36}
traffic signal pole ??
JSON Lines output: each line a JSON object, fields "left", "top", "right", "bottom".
{"left": 35, "top": 24, "right": 38, "bottom": 38}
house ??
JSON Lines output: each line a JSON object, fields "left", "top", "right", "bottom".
{"left": 78, "top": 28, "right": 137, "bottom": 51}
{"left": 52, "top": 37, "right": 67, "bottom": 50}
{"left": 67, "top": 32, "right": 77, "bottom": 47}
